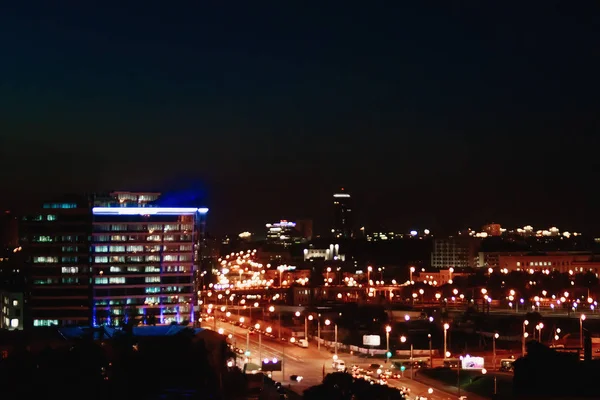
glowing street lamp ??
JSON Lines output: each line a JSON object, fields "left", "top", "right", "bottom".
{"left": 580, "top": 314, "right": 586, "bottom": 348}
{"left": 443, "top": 323, "right": 450, "bottom": 357}
{"left": 325, "top": 319, "right": 338, "bottom": 357}
{"left": 493, "top": 333, "right": 499, "bottom": 370}
{"left": 522, "top": 320, "right": 529, "bottom": 356}
{"left": 536, "top": 323, "right": 544, "bottom": 343}
{"left": 383, "top": 325, "right": 392, "bottom": 362}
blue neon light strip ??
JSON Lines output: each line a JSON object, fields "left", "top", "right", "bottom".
{"left": 92, "top": 207, "right": 208, "bottom": 215}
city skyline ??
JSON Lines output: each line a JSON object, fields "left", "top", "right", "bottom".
{"left": 1, "top": 187, "right": 598, "bottom": 237}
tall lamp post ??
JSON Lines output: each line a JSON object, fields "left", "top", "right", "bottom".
{"left": 522, "top": 320, "right": 529, "bottom": 356}
{"left": 255, "top": 323, "right": 262, "bottom": 362}
{"left": 308, "top": 315, "right": 320, "bottom": 351}
{"left": 580, "top": 314, "right": 586, "bottom": 348}
{"left": 385, "top": 326, "right": 392, "bottom": 363}
{"left": 428, "top": 334, "right": 433, "bottom": 368}
{"left": 493, "top": 333, "right": 499, "bottom": 370}
{"left": 409, "top": 266, "right": 415, "bottom": 284}
{"left": 325, "top": 319, "right": 338, "bottom": 357}
{"left": 443, "top": 323, "right": 450, "bottom": 358}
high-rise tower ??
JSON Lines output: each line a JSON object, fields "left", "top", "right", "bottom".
{"left": 332, "top": 188, "right": 352, "bottom": 239}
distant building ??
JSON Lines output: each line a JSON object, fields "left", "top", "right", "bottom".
{"left": 413, "top": 268, "right": 467, "bottom": 286}
{"left": 295, "top": 219, "right": 313, "bottom": 241}
{"left": 0, "top": 290, "right": 23, "bottom": 330}
{"left": 496, "top": 252, "right": 600, "bottom": 274}
{"left": 255, "top": 249, "right": 292, "bottom": 264}
{"left": 265, "top": 220, "right": 303, "bottom": 246}
{"left": 482, "top": 223, "right": 502, "bottom": 237}
{"left": 332, "top": 188, "right": 352, "bottom": 239}
{"left": 478, "top": 251, "right": 528, "bottom": 269}
{"left": 0, "top": 246, "right": 24, "bottom": 289}
{"left": 303, "top": 244, "right": 345, "bottom": 261}
{"left": 0, "top": 211, "right": 18, "bottom": 249}
{"left": 431, "top": 237, "right": 479, "bottom": 269}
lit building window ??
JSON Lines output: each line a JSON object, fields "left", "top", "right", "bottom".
{"left": 33, "top": 257, "right": 59, "bottom": 263}
{"left": 33, "top": 319, "right": 58, "bottom": 326}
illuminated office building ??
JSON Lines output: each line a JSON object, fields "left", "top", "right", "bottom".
{"left": 91, "top": 206, "right": 208, "bottom": 326}
{"left": 332, "top": 188, "right": 352, "bottom": 239}
{"left": 21, "top": 196, "right": 93, "bottom": 327}
{"left": 266, "top": 220, "right": 303, "bottom": 246}
{"left": 21, "top": 192, "right": 208, "bottom": 328}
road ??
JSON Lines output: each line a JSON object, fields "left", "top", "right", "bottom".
{"left": 207, "top": 319, "right": 464, "bottom": 399}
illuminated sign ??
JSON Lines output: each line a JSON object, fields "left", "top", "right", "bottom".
{"left": 461, "top": 356, "right": 484, "bottom": 370}
{"left": 363, "top": 335, "right": 381, "bottom": 347}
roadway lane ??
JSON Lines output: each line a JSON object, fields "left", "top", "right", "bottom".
{"left": 206, "top": 319, "right": 464, "bottom": 398}
{"left": 350, "top": 362, "right": 459, "bottom": 400}
{"left": 216, "top": 320, "right": 335, "bottom": 393}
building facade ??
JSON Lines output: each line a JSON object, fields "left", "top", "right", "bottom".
{"left": 431, "top": 237, "right": 479, "bottom": 269}
{"left": 91, "top": 206, "right": 207, "bottom": 326}
{"left": 332, "top": 188, "right": 352, "bottom": 239}
{"left": 20, "top": 192, "right": 208, "bottom": 328}
{"left": 265, "top": 220, "right": 302, "bottom": 246}
{"left": 0, "top": 290, "right": 23, "bottom": 330}
{"left": 20, "top": 197, "right": 93, "bottom": 327}
{"left": 0, "top": 211, "right": 19, "bottom": 249}
{"left": 496, "top": 252, "right": 600, "bottom": 274}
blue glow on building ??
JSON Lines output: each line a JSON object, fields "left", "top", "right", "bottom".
{"left": 92, "top": 207, "right": 207, "bottom": 215}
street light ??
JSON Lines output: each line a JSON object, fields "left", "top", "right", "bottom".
{"left": 255, "top": 323, "right": 262, "bottom": 362}
{"left": 428, "top": 334, "right": 433, "bottom": 368}
{"left": 325, "top": 319, "right": 338, "bottom": 358}
{"left": 443, "top": 323, "right": 450, "bottom": 358}
{"left": 537, "top": 323, "right": 544, "bottom": 343}
{"left": 493, "top": 333, "right": 499, "bottom": 370}
{"left": 385, "top": 326, "right": 392, "bottom": 363}
{"left": 409, "top": 266, "right": 415, "bottom": 284}
{"left": 522, "top": 320, "right": 529, "bottom": 356}
{"left": 580, "top": 314, "right": 586, "bottom": 348}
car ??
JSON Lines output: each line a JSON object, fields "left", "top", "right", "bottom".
{"left": 332, "top": 360, "right": 346, "bottom": 371}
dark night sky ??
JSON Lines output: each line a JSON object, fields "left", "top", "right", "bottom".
{"left": 0, "top": 2, "right": 599, "bottom": 235}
